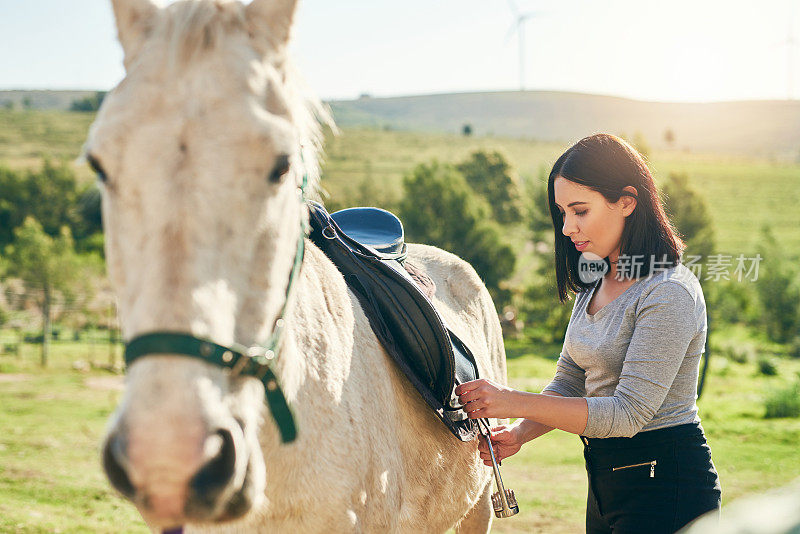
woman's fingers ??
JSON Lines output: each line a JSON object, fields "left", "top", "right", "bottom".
{"left": 457, "top": 386, "right": 487, "bottom": 406}
{"left": 460, "top": 393, "right": 488, "bottom": 415}
{"left": 459, "top": 393, "right": 482, "bottom": 407}
{"left": 454, "top": 379, "right": 485, "bottom": 396}
{"left": 465, "top": 402, "right": 485, "bottom": 414}
{"left": 479, "top": 452, "right": 502, "bottom": 465}
{"left": 478, "top": 437, "right": 497, "bottom": 454}
{"left": 478, "top": 428, "right": 520, "bottom": 466}
{"left": 478, "top": 426, "right": 510, "bottom": 449}
{"left": 458, "top": 389, "right": 481, "bottom": 403}
{"left": 491, "top": 431, "right": 516, "bottom": 444}
{"left": 458, "top": 380, "right": 514, "bottom": 420}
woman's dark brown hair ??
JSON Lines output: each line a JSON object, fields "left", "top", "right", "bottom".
{"left": 549, "top": 134, "right": 685, "bottom": 302}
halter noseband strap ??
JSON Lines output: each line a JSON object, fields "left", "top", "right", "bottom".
{"left": 122, "top": 166, "right": 309, "bottom": 444}
{"left": 124, "top": 331, "right": 297, "bottom": 442}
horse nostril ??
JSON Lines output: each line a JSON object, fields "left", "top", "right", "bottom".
{"left": 188, "top": 428, "right": 237, "bottom": 508}
{"left": 103, "top": 433, "right": 135, "bottom": 498}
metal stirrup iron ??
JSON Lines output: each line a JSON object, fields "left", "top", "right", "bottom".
{"left": 477, "top": 418, "right": 519, "bottom": 518}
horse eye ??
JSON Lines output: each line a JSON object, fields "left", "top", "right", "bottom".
{"left": 86, "top": 154, "right": 108, "bottom": 184}
{"left": 269, "top": 154, "right": 291, "bottom": 184}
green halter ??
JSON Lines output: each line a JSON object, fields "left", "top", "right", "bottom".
{"left": 123, "top": 167, "right": 309, "bottom": 444}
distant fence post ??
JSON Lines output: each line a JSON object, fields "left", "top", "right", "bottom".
{"left": 108, "top": 303, "right": 116, "bottom": 368}
{"left": 88, "top": 326, "right": 96, "bottom": 367}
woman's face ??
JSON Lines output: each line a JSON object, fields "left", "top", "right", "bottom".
{"left": 553, "top": 176, "right": 637, "bottom": 262}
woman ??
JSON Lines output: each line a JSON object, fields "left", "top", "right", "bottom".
{"left": 455, "top": 134, "right": 721, "bottom": 533}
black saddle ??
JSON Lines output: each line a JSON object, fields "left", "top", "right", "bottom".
{"left": 308, "top": 202, "right": 480, "bottom": 441}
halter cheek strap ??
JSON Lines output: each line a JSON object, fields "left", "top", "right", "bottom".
{"left": 122, "top": 167, "right": 309, "bottom": 444}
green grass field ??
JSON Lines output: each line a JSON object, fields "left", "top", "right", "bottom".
{"left": 1, "top": 333, "right": 799, "bottom": 533}
{"left": 1, "top": 109, "right": 799, "bottom": 532}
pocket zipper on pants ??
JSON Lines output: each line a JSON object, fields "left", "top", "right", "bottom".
{"left": 612, "top": 460, "right": 657, "bottom": 478}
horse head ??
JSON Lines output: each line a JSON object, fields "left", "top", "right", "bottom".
{"left": 85, "top": 0, "right": 326, "bottom": 527}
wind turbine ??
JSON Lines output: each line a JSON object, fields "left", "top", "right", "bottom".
{"left": 506, "top": 0, "right": 544, "bottom": 92}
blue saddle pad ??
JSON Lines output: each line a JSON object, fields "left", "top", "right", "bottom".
{"left": 330, "top": 207, "right": 405, "bottom": 258}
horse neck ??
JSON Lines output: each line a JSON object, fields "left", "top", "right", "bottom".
{"left": 271, "top": 240, "right": 357, "bottom": 417}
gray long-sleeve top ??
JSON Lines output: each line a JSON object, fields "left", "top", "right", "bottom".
{"left": 542, "top": 263, "right": 707, "bottom": 438}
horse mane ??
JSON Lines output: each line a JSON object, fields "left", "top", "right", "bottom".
{"left": 152, "top": 0, "right": 333, "bottom": 195}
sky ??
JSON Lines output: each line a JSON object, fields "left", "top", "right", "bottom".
{"left": 0, "top": 0, "right": 798, "bottom": 103}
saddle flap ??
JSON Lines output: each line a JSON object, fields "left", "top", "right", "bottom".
{"left": 308, "top": 201, "right": 481, "bottom": 442}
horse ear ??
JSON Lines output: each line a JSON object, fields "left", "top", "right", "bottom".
{"left": 245, "top": 0, "right": 299, "bottom": 56}
{"left": 111, "top": 0, "right": 160, "bottom": 65}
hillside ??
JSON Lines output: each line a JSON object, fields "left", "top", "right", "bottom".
{"left": 5, "top": 89, "right": 800, "bottom": 159}
{"left": 0, "top": 90, "right": 97, "bottom": 111}
{"left": 332, "top": 91, "right": 800, "bottom": 159}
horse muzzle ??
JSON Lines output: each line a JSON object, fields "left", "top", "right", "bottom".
{"left": 102, "top": 418, "right": 257, "bottom": 527}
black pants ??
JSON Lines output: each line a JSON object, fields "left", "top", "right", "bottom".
{"left": 582, "top": 422, "right": 721, "bottom": 534}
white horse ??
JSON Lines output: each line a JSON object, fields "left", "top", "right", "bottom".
{"left": 86, "top": 0, "right": 507, "bottom": 531}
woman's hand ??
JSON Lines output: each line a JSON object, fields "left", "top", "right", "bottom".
{"left": 477, "top": 424, "right": 524, "bottom": 466}
{"left": 455, "top": 378, "right": 519, "bottom": 420}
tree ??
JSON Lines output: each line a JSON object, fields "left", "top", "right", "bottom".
{"left": 0, "top": 166, "right": 26, "bottom": 245}
{"left": 517, "top": 169, "right": 574, "bottom": 341}
{"left": 3, "top": 217, "right": 87, "bottom": 366}
{"left": 399, "top": 161, "right": 515, "bottom": 307}
{"left": 754, "top": 226, "right": 800, "bottom": 343}
{"left": 660, "top": 170, "right": 724, "bottom": 389}
{"left": 22, "top": 96, "right": 32, "bottom": 109}
{"left": 524, "top": 168, "right": 553, "bottom": 243}
{"left": 462, "top": 124, "right": 473, "bottom": 136}
{"left": 519, "top": 244, "right": 574, "bottom": 343}
{"left": 456, "top": 150, "right": 524, "bottom": 225}
{"left": 664, "top": 128, "right": 675, "bottom": 148}
{"left": 0, "top": 162, "right": 103, "bottom": 253}
{"left": 661, "top": 172, "right": 715, "bottom": 260}
{"left": 69, "top": 91, "right": 107, "bottom": 112}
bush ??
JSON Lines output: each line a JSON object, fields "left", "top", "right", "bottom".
{"left": 714, "top": 358, "right": 731, "bottom": 377}
{"left": 788, "top": 338, "right": 800, "bottom": 359}
{"left": 23, "top": 333, "right": 44, "bottom": 344}
{"left": 705, "top": 279, "right": 759, "bottom": 326}
{"left": 764, "top": 382, "right": 800, "bottom": 418}
{"left": 757, "top": 356, "right": 778, "bottom": 376}
{"left": 724, "top": 345, "right": 752, "bottom": 364}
